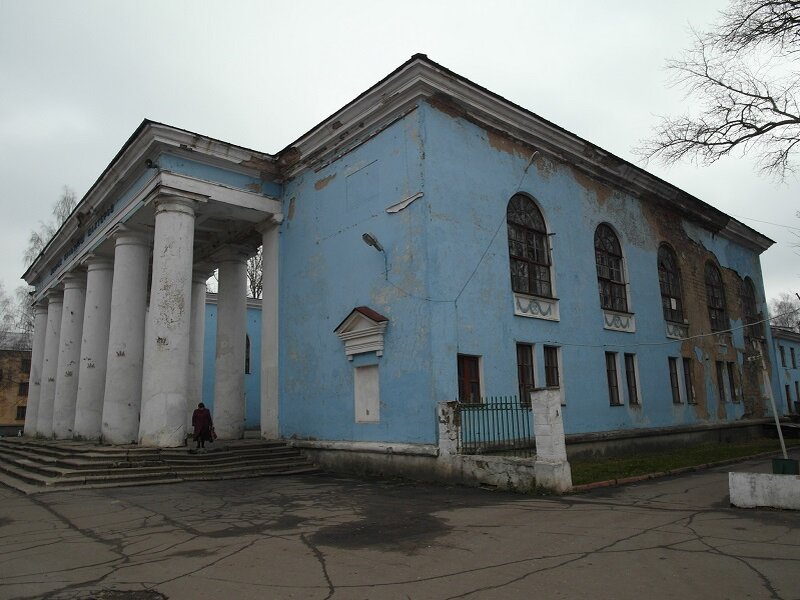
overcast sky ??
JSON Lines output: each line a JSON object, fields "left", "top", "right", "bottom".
{"left": 1, "top": 0, "right": 797, "bottom": 304}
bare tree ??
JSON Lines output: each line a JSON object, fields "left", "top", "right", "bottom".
{"left": 0, "top": 283, "right": 16, "bottom": 332}
{"left": 769, "top": 291, "right": 800, "bottom": 330}
{"left": 24, "top": 186, "right": 77, "bottom": 266}
{"left": 14, "top": 285, "right": 34, "bottom": 335}
{"left": 638, "top": 1, "right": 800, "bottom": 180}
{"left": 246, "top": 246, "right": 263, "bottom": 299}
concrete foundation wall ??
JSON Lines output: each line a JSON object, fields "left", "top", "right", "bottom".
{"left": 729, "top": 472, "right": 800, "bottom": 509}
{"left": 565, "top": 421, "right": 772, "bottom": 460}
{"left": 292, "top": 440, "right": 539, "bottom": 492}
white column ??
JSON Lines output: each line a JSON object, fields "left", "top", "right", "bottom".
{"left": 101, "top": 228, "right": 150, "bottom": 445}
{"left": 139, "top": 196, "right": 197, "bottom": 447}
{"left": 53, "top": 272, "right": 87, "bottom": 439}
{"left": 37, "top": 290, "right": 63, "bottom": 437}
{"left": 213, "top": 249, "right": 248, "bottom": 439}
{"left": 259, "top": 215, "right": 282, "bottom": 439}
{"left": 23, "top": 303, "right": 48, "bottom": 437}
{"left": 187, "top": 269, "right": 209, "bottom": 429}
{"left": 73, "top": 256, "right": 113, "bottom": 440}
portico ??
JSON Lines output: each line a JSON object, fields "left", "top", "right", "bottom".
{"left": 22, "top": 122, "right": 282, "bottom": 447}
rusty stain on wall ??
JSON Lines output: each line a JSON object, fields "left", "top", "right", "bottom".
{"left": 315, "top": 174, "right": 336, "bottom": 191}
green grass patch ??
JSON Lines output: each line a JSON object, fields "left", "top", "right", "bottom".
{"left": 571, "top": 438, "right": 800, "bottom": 486}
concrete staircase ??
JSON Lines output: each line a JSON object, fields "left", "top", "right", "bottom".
{"left": 0, "top": 437, "right": 319, "bottom": 494}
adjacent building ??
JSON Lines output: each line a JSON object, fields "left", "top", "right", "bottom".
{"left": 773, "top": 326, "right": 800, "bottom": 415}
{"left": 0, "top": 333, "right": 32, "bottom": 436}
{"left": 21, "top": 55, "right": 783, "bottom": 474}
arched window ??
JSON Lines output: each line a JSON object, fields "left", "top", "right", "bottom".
{"left": 657, "top": 244, "right": 683, "bottom": 323}
{"left": 740, "top": 277, "right": 762, "bottom": 339}
{"left": 507, "top": 194, "right": 552, "bottom": 297}
{"left": 704, "top": 262, "right": 728, "bottom": 332}
{"left": 594, "top": 224, "right": 627, "bottom": 312}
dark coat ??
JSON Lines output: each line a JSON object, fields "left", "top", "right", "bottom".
{"left": 192, "top": 407, "right": 213, "bottom": 442}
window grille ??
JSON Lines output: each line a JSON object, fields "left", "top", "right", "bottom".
{"left": 606, "top": 352, "right": 621, "bottom": 405}
{"left": 704, "top": 262, "right": 728, "bottom": 332}
{"left": 516, "top": 344, "right": 535, "bottom": 406}
{"left": 657, "top": 245, "right": 683, "bottom": 323}
{"left": 594, "top": 224, "right": 627, "bottom": 312}
{"left": 507, "top": 194, "right": 552, "bottom": 297}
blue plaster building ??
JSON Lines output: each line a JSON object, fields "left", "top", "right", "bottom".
{"left": 275, "top": 55, "right": 779, "bottom": 462}
{"left": 773, "top": 327, "right": 800, "bottom": 415}
{"left": 23, "top": 55, "right": 785, "bottom": 475}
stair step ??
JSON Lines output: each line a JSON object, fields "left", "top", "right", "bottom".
{"left": 0, "top": 437, "right": 319, "bottom": 494}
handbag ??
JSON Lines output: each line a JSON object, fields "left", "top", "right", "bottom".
{"left": 211, "top": 428, "right": 218, "bottom": 440}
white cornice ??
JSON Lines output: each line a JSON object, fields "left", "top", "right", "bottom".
{"left": 24, "top": 122, "right": 278, "bottom": 284}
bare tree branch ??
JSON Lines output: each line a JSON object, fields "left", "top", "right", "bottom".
{"left": 636, "top": 1, "right": 800, "bottom": 180}
{"left": 246, "top": 246, "right": 263, "bottom": 299}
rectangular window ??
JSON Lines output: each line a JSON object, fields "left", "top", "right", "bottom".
{"left": 780, "top": 346, "right": 787, "bottom": 367}
{"left": 21, "top": 358, "right": 31, "bottom": 374}
{"left": 727, "top": 362, "right": 739, "bottom": 403}
{"left": 624, "top": 353, "right": 639, "bottom": 405}
{"left": 18, "top": 382, "right": 28, "bottom": 397}
{"left": 544, "top": 346, "right": 560, "bottom": 388}
{"left": 715, "top": 361, "right": 727, "bottom": 403}
{"left": 682, "top": 357, "right": 695, "bottom": 404}
{"left": 15, "top": 406, "right": 25, "bottom": 421}
{"left": 516, "top": 343, "right": 535, "bottom": 406}
{"left": 786, "top": 384, "right": 793, "bottom": 414}
{"left": 669, "top": 357, "right": 681, "bottom": 404}
{"left": 795, "top": 381, "right": 799, "bottom": 411}
{"left": 606, "top": 352, "right": 621, "bottom": 405}
{"left": 792, "top": 348, "right": 797, "bottom": 369}
{"left": 457, "top": 354, "right": 481, "bottom": 404}
{"left": 354, "top": 365, "right": 380, "bottom": 423}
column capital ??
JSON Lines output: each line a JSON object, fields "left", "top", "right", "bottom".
{"left": 256, "top": 213, "right": 283, "bottom": 233}
{"left": 110, "top": 224, "right": 153, "bottom": 247}
{"left": 193, "top": 273, "right": 213, "bottom": 285}
{"left": 154, "top": 194, "right": 203, "bottom": 217}
{"left": 46, "top": 289, "right": 64, "bottom": 303}
{"left": 34, "top": 302, "right": 49, "bottom": 316}
{"left": 212, "top": 244, "right": 252, "bottom": 264}
{"left": 60, "top": 270, "right": 87, "bottom": 290}
{"left": 81, "top": 254, "right": 114, "bottom": 271}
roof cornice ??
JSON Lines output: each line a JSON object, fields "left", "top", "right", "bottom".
{"left": 279, "top": 55, "right": 774, "bottom": 253}
{"left": 23, "top": 121, "right": 278, "bottom": 283}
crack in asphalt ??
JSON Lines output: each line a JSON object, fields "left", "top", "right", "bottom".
{"left": 0, "top": 473, "right": 798, "bottom": 599}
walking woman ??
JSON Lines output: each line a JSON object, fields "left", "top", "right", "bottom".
{"left": 191, "top": 402, "right": 214, "bottom": 449}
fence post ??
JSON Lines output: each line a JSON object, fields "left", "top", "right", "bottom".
{"left": 531, "top": 388, "right": 572, "bottom": 493}
{"left": 437, "top": 401, "right": 459, "bottom": 456}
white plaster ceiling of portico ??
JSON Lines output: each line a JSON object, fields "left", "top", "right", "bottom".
{"left": 24, "top": 121, "right": 281, "bottom": 301}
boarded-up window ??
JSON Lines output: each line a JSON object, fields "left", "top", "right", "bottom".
{"left": 354, "top": 365, "right": 380, "bottom": 423}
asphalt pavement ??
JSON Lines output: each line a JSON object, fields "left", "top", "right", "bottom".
{"left": 1, "top": 452, "right": 798, "bottom": 600}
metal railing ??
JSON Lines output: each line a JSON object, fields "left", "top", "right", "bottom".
{"left": 455, "top": 396, "right": 535, "bottom": 457}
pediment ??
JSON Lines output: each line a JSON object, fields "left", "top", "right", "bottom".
{"left": 334, "top": 306, "right": 389, "bottom": 359}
